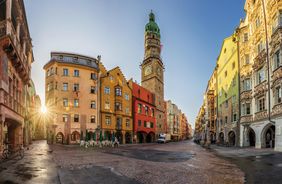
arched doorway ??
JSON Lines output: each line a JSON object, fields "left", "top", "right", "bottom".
{"left": 137, "top": 132, "right": 146, "bottom": 143}
{"left": 228, "top": 131, "right": 236, "bottom": 146}
{"left": 262, "top": 125, "right": 275, "bottom": 148}
{"left": 56, "top": 132, "right": 64, "bottom": 144}
{"left": 219, "top": 132, "right": 224, "bottom": 144}
{"left": 71, "top": 131, "right": 80, "bottom": 142}
{"left": 125, "top": 132, "right": 131, "bottom": 144}
{"left": 146, "top": 132, "right": 155, "bottom": 143}
{"left": 249, "top": 128, "right": 256, "bottom": 147}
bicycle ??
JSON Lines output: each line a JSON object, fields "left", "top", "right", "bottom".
{"left": 2, "top": 144, "right": 24, "bottom": 160}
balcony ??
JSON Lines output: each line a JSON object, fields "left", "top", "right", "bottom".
{"left": 0, "top": 20, "right": 30, "bottom": 84}
{"left": 240, "top": 115, "right": 253, "bottom": 124}
{"left": 254, "top": 110, "right": 268, "bottom": 121}
{"left": 254, "top": 81, "right": 267, "bottom": 97}
{"left": 272, "top": 103, "right": 282, "bottom": 117}
{"left": 271, "top": 66, "right": 282, "bottom": 84}
{"left": 252, "top": 49, "right": 267, "bottom": 71}
{"left": 240, "top": 90, "right": 252, "bottom": 100}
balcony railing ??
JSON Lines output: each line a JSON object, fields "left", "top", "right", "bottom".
{"left": 253, "top": 49, "right": 267, "bottom": 71}
{"left": 254, "top": 110, "right": 268, "bottom": 121}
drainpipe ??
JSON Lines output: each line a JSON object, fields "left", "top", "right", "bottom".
{"left": 235, "top": 28, "right": 241, "bottom": 146}
{"left": 261, "top": 0, "right": 275, "bottom": 125}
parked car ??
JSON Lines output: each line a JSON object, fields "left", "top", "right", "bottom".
{"left": 157, "top": 134, "right": 170, "bottom": 143}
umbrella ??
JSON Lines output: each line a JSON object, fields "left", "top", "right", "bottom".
{"left": 93, "top": 132, "right": 96, "bottom": 140}
{"left": 99, "top": 131, "right": 103, "bottom": 142}
{"left": 85, "top": 130, "right": 89, "bottom": 141}
{"left": 112, "top": 132, "right": 115, "bottom": 142}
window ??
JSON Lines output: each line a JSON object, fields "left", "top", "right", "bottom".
{"left": 273, "top": 49, "right": 281, "bottom": 70}
{"left": 116, "top": 118, "right": 122, "bottom": 129}
{"left": 151, "top": 109, "right": 154, "bottom": 117}
{"left": 63, "top": 83, "right": 68, "bottom": 91}
{"left": 232, "top": 62, "right": 235, "bottom": 70}
{"left": 232, "top": 78, "right": 236, "bottom": 87}
{"left": 62, "top": 114, "right": 68, "bottom": 122}
{"left": 245, "top": 54, "right": 250, "bottom": 65}
{"left": 91, "top": 101, "right": 96, "bottom": 109}
{"left": 115, "top": 87, "right": 122, "bottom": 96}
{"left": 125, "top": 107, "right": 129, "bottom": 114}
{"left": 74, "top": 114, "right": 79, "bottom": 122}
{"left": 106, "top": 116, "right": 111, "bottom": 125}
{"left": 145, "top": 106, "right": 149, "bottom": 116}
{"left": 126, "top": 119, "right": 130, "bottom": 127}
{"left": 63, "top": 68, "right": 69, "bottom": 76}
{"left": 90, "top": 115, "right": 96, "bottom": 123}
{"left": 225, "top": 116, "right": 228, "bottom": 124}
{"left": 233, "top": 114, "right": 237, "bottom": 122}
{"left": 63, "top": 98, "right": 68, "bottom": 107}
{"left": 91, "top": 73, "right": 97, "bottom": 80}
{"left": 275, "top": 86, "right": 282, "bottom": 104}
{"left": 90, "top": 86, "right": 96, "bottom": 94}
{"left": 257, "top": 41, "right": 264, "bottom": 53}
{"left": 256, "top": 17, "right": 261, "bottom": 28}
{"left": 144, "top": 121, "right": 146, "bottom": 127}
{"left": 74, "top": 99, "right": 79, "bottom": 107}
{"left": 47, "top": 69, "right": 50, "bottom": 77}
{"left": 73, "top": 83, "right": 79, "bottom": 92}
{"left": 243, "top": 33, "right": 248, "bottom": 42}
{"left": 105, "top": 101, "right": 110, "bottom": 110}
{"left": 225, "top": 71, "right": 227, "bottom": 78}
{"left": 242, "top": 103, "right": 251, "bottom": 115}
{"left": 225, "top": 100, "right": 228, "bottom": 108}
{"left": 74, "top": 69, "right": 79, "bottom": 77}
{"left": 47, "top": 82, "right": 53, "bottom": 91}
{"left": 257, "top": 97, "right": 265, "bottom": 112}
{"left": 138, "top": 103, "right": 142, "bottom": 114}
{"left": 104, "top": 87, "right": 110, "bottom": 94}
{"left": 257, "top": 68, "right": 265, "bottom": 84}
{"left": 115, "top": 102, "right": 122, "bottom": 111}
{"left": 138, "top": 120, "right": 141, "bottom": 126}
{"left": 150, "top": 122, "right": 154, "bottom": 128}
{"left": 124, "top": 93, "right": 129, "bottom": 100}
{"left": 243, "top": 78, "right": 251, "bottom": 91}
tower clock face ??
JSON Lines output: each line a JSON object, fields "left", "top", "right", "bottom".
{"left": 144, "top": 65, "right": 152, "bottom": 76}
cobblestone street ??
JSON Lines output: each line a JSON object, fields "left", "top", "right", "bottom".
{"left": 2, "top": 140, "right": 282, "bottom": 184}
{"left": 52, "top": 140, "right": 244, "bottom": 184}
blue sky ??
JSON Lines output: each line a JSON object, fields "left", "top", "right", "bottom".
{"left": 24, "top": 0, "right": 245, "bottom": 128}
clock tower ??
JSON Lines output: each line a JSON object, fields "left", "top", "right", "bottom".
{"left": 141, "top": 11, "right": 165, "bottom": 137}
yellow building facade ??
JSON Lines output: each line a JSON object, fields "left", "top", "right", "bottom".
{"left": 99, "top": 65, "right": 133, "bottom": 144}
{"left": 216, "top": 34, "right": 239, "bottom": 146}
{"left": 44, "top": 52, "right": 99, "bottom": 144}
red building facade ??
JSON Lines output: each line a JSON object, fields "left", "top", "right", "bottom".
{"left": 130, "top": 81, "right": 156, "bottom": 143}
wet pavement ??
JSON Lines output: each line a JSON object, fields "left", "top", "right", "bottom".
{"left": 4, "top": 140, "right": 282, "bottom": 183}
{"left": 0, "top": 140, "right": 59, "bottom": 184}
{"left": 52, "top": 140, "right": 244, "bottom": 184}
{"left": 211, "top": 145, "right": 282, "bottom": 184}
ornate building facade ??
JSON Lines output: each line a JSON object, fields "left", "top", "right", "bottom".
{"left": 238, "top": 0, "right": 282, "bottom": 151}
{"left": 99, "top": 66, "right": 133, "bottom": 144}
{"left": 0, "top": 0, "right": 34, "bottom": 151}
{"left": 44, "top": 52, "right": 99, "bottom": 144}
{"left": 141, "top": 12, "right": 166, "bottom": 138}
